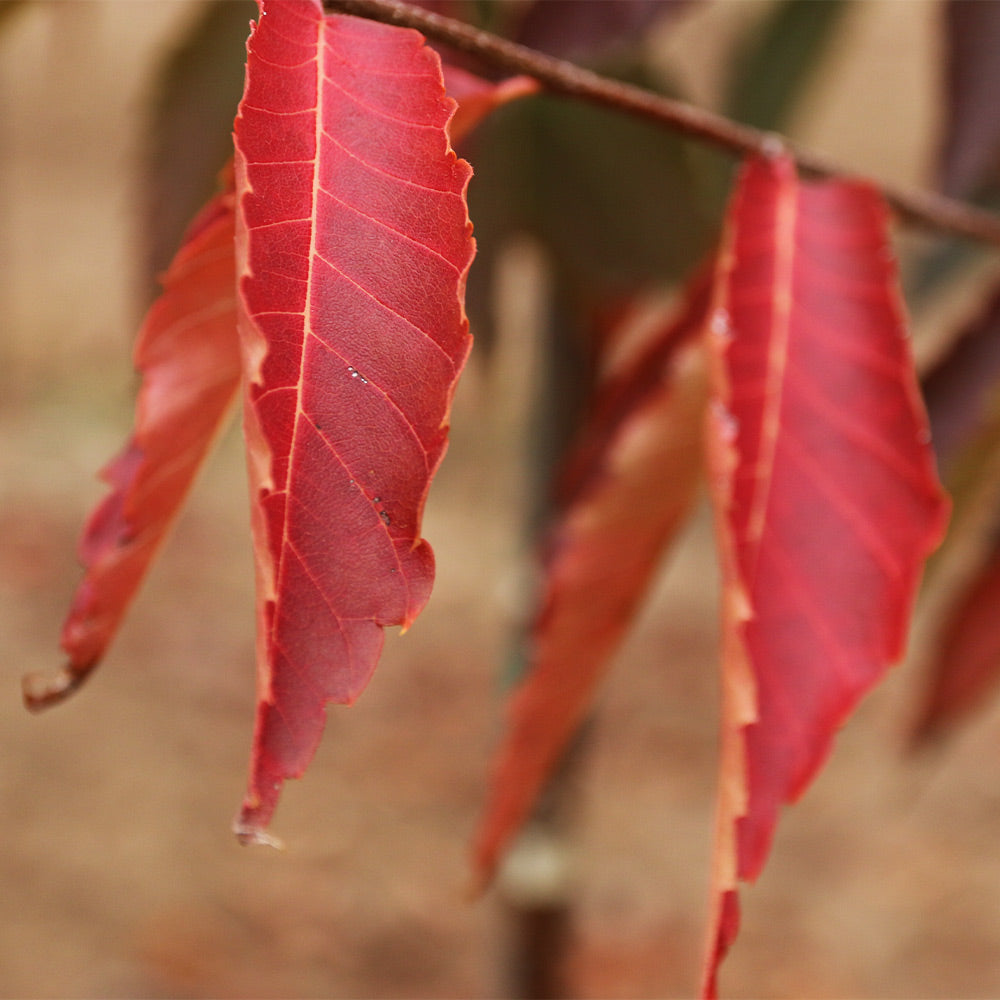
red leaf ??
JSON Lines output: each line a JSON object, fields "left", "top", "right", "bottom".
{"left": 233, "top": 0, "right": 474, "bottom": 842}
{"left": 25, "top": 183, "right": 241, "bottom": 709}
{"left": 914, "top": 539, "right": 1000, "bottom": 741}
{"left": 472, "top": 271, "right": 711, "bottom": 886}
{"left": 703, "top": 156, "right": 948, "bottom": 996}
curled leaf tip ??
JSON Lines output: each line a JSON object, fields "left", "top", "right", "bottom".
{"left": 22, "top": 665, "right": 89, "bottom": 712}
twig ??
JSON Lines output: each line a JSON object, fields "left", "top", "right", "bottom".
{"left": 326, "top": 0, "right": 1000, "bottom": 250}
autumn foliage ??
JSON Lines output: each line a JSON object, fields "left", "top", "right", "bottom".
{"left": 24, "top": 0, "right": 1000, "bottom": 994}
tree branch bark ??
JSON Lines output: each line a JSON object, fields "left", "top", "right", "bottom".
{"left": 326, "top": 0, "right": 1000, "bottom": 250}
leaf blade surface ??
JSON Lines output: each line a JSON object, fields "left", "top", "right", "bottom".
{"left": 703, "top": 156, "right": 948, "bottom": 996}
{"left": 233, "top": 0, "right": 474, "bottom": 840}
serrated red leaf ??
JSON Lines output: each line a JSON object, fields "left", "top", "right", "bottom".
{"left": 233, "top": 0, "right": 474, "bottom": 842}
{"left": 703, "top": 156, "right": 948, "bottom": 997}
{"left": 472, "top": 271, "right": 711, "bottom": 886}
{"left": 25, "top": 183, "right": 240, "bottom": 709}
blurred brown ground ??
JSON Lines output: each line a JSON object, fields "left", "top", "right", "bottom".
{"left": 2, "top": 1, "right": 1000, "bottom": 997}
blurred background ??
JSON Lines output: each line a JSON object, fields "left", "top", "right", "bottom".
{"left": 3, "top": 1, "right": 1000, "bottom": 996}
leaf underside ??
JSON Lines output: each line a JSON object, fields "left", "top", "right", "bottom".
{"left": 25, "top": 184, "right": 241, "bottom": 710}
{"left": 233, "top": 0, "right": 474, "bottom": 841}
{"left": 703, "top": 156, "right": 948, "bottom": 997}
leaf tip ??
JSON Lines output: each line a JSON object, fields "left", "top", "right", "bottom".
{"left": 22, "top": 663, "right": 90, "bottom": 713}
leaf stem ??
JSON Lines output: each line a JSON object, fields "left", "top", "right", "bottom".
{"left": 326, "top": 0, "right": 1000, "bottom": 250}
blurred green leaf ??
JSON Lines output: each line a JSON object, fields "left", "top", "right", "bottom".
{"left": 686, "top": 0, "right": 847, "bottom": 219}
{"left": 468, "top": 83, "right": 712, "bottom": 303}
{"left": 524, "top": 93, "right": 711, "bottom": 291}
{"left": 725, "top": 0, "right": 847, "bottom": 133}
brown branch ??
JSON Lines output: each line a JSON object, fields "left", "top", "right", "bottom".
{"left": 326, "top": 0, "right": 1000, "bottom": 250}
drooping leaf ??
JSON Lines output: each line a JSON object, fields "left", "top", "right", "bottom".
{"left": 472, "top": 268, "right": 711, "bottom": 886}
{"left": 914, "top": 535, "right": 1000, "bottom": 742}
{"left": 517, "top": 87, "right": 712, "bottom": 293}
{"left": 724, "top": 0, "right": 846, "bottom": 134}
{"left": 703, "top": 156, "right": 949, "bottom": 997}
{"left": 465, "top": 61, "right": 712, "bottom": 322}
{"left": 25, "top": 183, "right": 241, "bottom": 709}
{"left": 233, "top": 0, "right": 474, "bottom": 842}
{"left": 939, "top": 0, "right": 1000, "bottom": 198}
